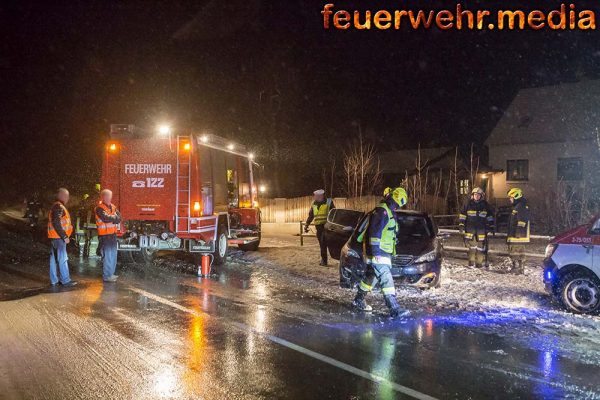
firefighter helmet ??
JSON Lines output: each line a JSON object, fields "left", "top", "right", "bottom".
{"left": 507, "top": 187, "right": 523, "bottom": 200}
{"left": 391, "top": 187, "right": 408, "bottom": 207}
{"left": 383, "top": 187, "right": 392, "bottom": 197}
{"left": 471, "top": 187, "right": 484, "bottom": 196}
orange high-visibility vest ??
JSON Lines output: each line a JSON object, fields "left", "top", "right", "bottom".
{"left": 95, "top": 202, "right": 119, "bottom": 236}
{"left": 47, "top": 202, "right": 73, "bottom": 239}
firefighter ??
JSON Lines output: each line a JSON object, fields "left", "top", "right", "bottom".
{"left": 304, "top": 189, "right": 335, "bottom": 266}
{"left": 47, "top": 188, "right": 77, "bottom": 287}
{"left": 383, "top": 187, "right": 392, "bottom": 199}
{"left": 352, "top": 187, "right": 410, "bottom": 318}
{"left": 507, "top": 188, "right": 530, "bottom": 274}
{"left": 25, "top": 192, "right": 42, "bottom": 227}
{"left": 458, "top": 187, "right": 495, "bottom": 268}
{"left": 78, "top": 191, "right": 99, "bottom": 257}
{"left": 95, "top": 189, "right": 122, "bottom": 282}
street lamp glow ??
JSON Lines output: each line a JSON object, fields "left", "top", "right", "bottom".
{"left": 248, "top": 152, "right": 254, "bottom": 160}
{"left": 200, "top": 135, "right": 208, "bottom": 143}
{"left": 259, "top": 185, "right": 267, "bottom": 193}
{"left": 227, "top": 143, "right": 235, "bottom": 151}
{"left": 158, "top": 125, "right": 171, "bottom": 135}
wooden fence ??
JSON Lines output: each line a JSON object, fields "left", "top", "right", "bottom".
{"left": 260, "top": 195, "right": 447, "bottom": 223}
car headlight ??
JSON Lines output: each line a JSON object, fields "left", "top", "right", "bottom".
{"left": 413, "top": 250, "right": 437, "bottom": 263}
{"left": 343, "top": 243, "right": 361, "bottom": 259}
{"left": 545, "top": 244, "right": 557, "bottom": 258}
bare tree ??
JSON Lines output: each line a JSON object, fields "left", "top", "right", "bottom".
{"left": 343, "top": 135, "right": 382, "bottom": 199}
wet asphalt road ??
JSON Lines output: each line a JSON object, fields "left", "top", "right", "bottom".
{"left": 1, "top": 225, "right": 600, "bottom": 398}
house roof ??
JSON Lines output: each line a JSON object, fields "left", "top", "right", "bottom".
{"left": 486, "top": 80, "right": 600, "bottom": 146}
{"left": 379, "top": 147, "right": 457, "bottom": 174}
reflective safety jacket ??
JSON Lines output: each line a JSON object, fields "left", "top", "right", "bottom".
{"left": 48, "top": 202, "right": 73, "bottom": 239}
{"left": 95, "top": 202, "right": 121, "bottom": 236}
{"left": 459, "top": 199, "right": 495, "bottom": 242}
{"left": 507, "top": 197, "right": 530, "bottom": 243}
{"left": 358, "top": 201, "right": 397, "bottom": 261}
{"left": 306, "top": 198, "right": 334, "bottom": 226}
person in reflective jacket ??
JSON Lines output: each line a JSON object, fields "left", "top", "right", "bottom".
{"left": 305, "top": 189, "right": 335, "bottom": 266}
{"left": 48, "top": 188, "right": 77, "bottom": 287}
{"left": 352, "top": 187, "right": 410, "bottom": 318}
{"left": 506, "top": 188, "right": 530, "bottom": 274}
{"left": 95, "top": 189, "right": 122, "bottom": 282}
{"left": 458, "top": 187, "right": 495, "bottom": 268}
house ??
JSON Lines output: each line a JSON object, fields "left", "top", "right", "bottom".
{"left": 485, "top": 80, "right": 600, "bottom": 209}
{"left": 379, "top": 145, "right": 493, "bottom": 214}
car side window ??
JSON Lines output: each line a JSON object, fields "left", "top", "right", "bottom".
{"left": 333, "top": 209, "right": 364, "bottom": 228}
{"left": 591, "top": 219, "right": 600, "bottom": 235}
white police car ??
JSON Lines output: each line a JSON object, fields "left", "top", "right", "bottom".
{"left": 543, "top": 216, "right": 600, "bottom": 314}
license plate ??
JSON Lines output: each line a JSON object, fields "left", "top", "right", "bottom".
{"left": 190, "top": 242, "right": 214, "bottom": 253}
{"left": 118, "top": 243, "right": 140, "bottom": 251}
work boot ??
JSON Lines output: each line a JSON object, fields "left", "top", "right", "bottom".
{"left": 352, "top": 289, "right": 372, "bottom": 312}
{"left": 103, "top": 275, "right": 118, "bottom": 282}
{"left": 513, "top": 261, "right": 524, "bottom": 275}
{"left": 384, "top": 295, "right": 410, "bottom": 318}
{"left": 468, "top": 261, "right": 475, "bottom": 268}
{"left": 475, "top": 264, "right": 483, "bottom": 269}
{"left": 319, "top": 260, "right": 328, "bottom": 266}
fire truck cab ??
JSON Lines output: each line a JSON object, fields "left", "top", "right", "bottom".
{"left": 102, "top": 124, "right": 261, "bottom": 265}
{"left": 543, "top": 216, "right": 600, "bottom": 314}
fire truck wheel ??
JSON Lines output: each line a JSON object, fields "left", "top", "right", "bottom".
{"left": 212, "top": 230, "right": 228, "bottom": 265}
{"left": 118, "top": 251, "right": 135, "bottom": 264}
{"left": 133, "top": 248, "right": 156, "bottom": 264}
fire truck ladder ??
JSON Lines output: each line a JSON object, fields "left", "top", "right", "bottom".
{"left": 176, "top": 136, "right": 191, "bottom": 233}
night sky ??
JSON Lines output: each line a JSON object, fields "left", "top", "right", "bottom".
{"left": 1, "top": 0, "right": 599, "bottom": 199}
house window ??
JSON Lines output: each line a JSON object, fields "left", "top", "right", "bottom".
{"left": 459, "top": 179, "right": 470, "bottom": 195}
{"left": 557, "top": 157, "right": 583, "bottom": 181}
{"left": 507, "top": 160, "right": 529, "bottom": 181}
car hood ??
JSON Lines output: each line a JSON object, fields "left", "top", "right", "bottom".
{"left": 395, "top": 238, "right": 435, "bottom": 256}
{"left": 551, "top": 224, "right": 591, "bottom": 244}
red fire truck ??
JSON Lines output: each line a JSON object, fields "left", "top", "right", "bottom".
{"left": 102, "top": 124, "right": 261, "bottom": 265}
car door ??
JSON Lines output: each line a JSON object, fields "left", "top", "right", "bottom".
{"left": 324, "top": 209, "right": 365, "bottom": 260}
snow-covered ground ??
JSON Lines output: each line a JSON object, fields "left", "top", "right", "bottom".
{"left": 235, "top": 233, "right": 600, "bottom": 366}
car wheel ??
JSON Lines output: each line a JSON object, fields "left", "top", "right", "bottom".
{"left": 559, "top": 271, "right": 600, "bottom": 314}
{"left": 212, "top": 228, "right": 228, "bottom": 265}
{"left": 339, "top": 263, "right": 356, "bottom": 289}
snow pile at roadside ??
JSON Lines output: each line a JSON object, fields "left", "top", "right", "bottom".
{"left": 401, "top": 259, "right": 549, "bottom": 312}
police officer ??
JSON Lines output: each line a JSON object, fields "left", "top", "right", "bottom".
{"left": 459, "top": 187, "right": 495, "bottom": 268}
{"left": 352, "top": 187, "right": 410, "bottom": 318}
{"left": 507, "top": 188, "right": 530, "bottom": 274}
{"left": 95, "top": 189, "right": 122, "bottom": 282}
{"left": 304, "top": 189, "right": 335, "bottom": 266}
{"left": 47, "top": 188, "right": 77, "bottom": 287}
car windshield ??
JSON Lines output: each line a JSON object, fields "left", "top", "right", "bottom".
{"left": 395, "top": 215, "right": 432, "bottom": 239}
